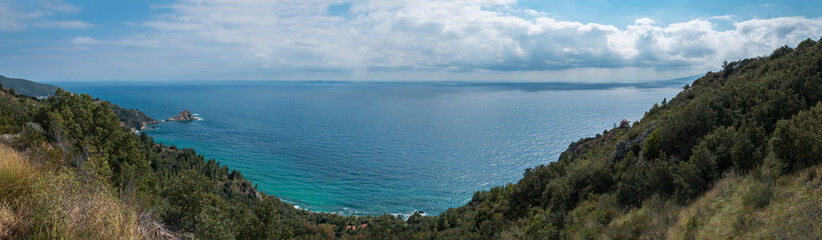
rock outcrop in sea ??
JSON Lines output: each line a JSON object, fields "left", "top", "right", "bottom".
{"left": 167, "top": 109, "right": 197, "bottom": 121}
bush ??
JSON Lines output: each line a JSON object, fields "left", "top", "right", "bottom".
{"left": 161, "top": 169, "right": 211, "bottom": 231}
{"left": 648, "top": 156, "right": 676, "bottom": 196}
{"left": 617, "top": 164, "right": 648, "bottom": 207}
{"left": 694, "top": 126, "right": 737, "bottom": 173}
{"left": 674, "top": 145, "right": 718, "bottom": 203}
{"left": 741, "top": 181, "right": 772, "bottom": 209}
{"left": 642, "top": 129, "right": 661, "bottom": 160}
{"left": 656, "top": 100, "right": 717, "bottom": 159}
{"left": 770, "top": 103, "right": 822, "bottom": 172}
{"left": 769, "top": 45, "right": 793, "bottom": 60}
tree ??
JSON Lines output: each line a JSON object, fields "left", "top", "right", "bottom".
{"left": 162, "top": 169, "right": 211, "bottom": 231}
{"left": 770, "top": 102, "right": 822, "bottom": 172}
{"left": 642, "top": 129, "right": 661, "bottom": 160}
{"left": 617, "top": 162, "right": 648, "bottom": 207}
{"left": 674, "top": 145, "right": 718, "bottom": 203}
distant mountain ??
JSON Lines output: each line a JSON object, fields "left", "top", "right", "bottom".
{"left": 0, "top": 75, "right": 59, "bottom": 97}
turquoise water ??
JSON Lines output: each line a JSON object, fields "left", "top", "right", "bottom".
{"left": 59, "top": 81, "right": 680, "bottom": 217}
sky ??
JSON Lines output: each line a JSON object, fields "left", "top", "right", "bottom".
{"left": 1, "top": 0, "right": 822, "bottom": 82}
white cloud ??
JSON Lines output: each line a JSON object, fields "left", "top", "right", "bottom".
{"left": 116, "top": 0, "right": 820, "bottom": 78}
{"left": 6, "top": 0, "right": 822, "bottom": 81}
{"left": 70, "top": 36, "right": 100, "bottom": 45}
{"left": 708, "top": 15, "right": 734, "bottom": 21}
{"left": 0, "top": 0, "right": 89, "bottom": 31}
{"left": 35, "top": 20, "right": 93, "bottom": 29}
{"left": 0, "top": 2, "right": 32, "bottom": 31}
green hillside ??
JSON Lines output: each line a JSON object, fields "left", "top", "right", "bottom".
{"left": 0, "top": 75, "right": 59, "bottom": 97}
{"left": 106, "top": 101, "right": 159, "bottom": 130}
{"left": 0, "top": 74, "right": 158, "bottom": 130}
{"left": 0, "top": 37, "right": 821, "bottom": 239}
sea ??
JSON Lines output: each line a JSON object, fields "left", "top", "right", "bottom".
{"left": 57, "top": 80, "right": 684, "bottom": 218}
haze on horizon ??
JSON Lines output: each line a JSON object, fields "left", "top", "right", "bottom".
{"left": 1, "top": 0, "right": 821, "bottom": 83}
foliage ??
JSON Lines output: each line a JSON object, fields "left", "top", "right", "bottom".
{"left": 770, "top": 102, "right": 822, "bottom": 172}
{"left": 1, "top": 38, "right": 822, "bottom": 239}
{"left": 0, "top": 74, "right": 59, "bottom": 97}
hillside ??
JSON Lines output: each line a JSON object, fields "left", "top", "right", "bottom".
{"left": 0, "top": 37, "right": 821, "bottom": 239}
{"left": 107, "top": 102, "right": 159, "bottom": 130}
{"left": 0, "top": 75, "right": 59, "bottom": 97}
{"left": 0, "top": 75, "right": 157, "bottom": 130}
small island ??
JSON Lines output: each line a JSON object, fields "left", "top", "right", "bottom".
{"left": 166, "top": 109, "right": 197, "bottom": 121}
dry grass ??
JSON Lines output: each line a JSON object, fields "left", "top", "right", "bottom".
{"left": 0, "top": 144, "right": 35, "bottom": 238}
{"left": 604, "top": 195, "right": 681, "bottom": 240}
{"left": 598, "top": 165, "right": 822, "bottom": 240}
{"left": 0, "top": 143, "right": 146, "bottom": 239}
{"left": 664, "top": 167, "right": 822, "bottom": 239}
{"left": 0, "top": 144, "right": 35, "bottom": 199}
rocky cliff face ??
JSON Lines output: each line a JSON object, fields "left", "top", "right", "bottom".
{"left": 612, "top": 123, "right": 656, "bottom": 163}
{"left": 167, "top": 110, "right": 196, "bottom": 121}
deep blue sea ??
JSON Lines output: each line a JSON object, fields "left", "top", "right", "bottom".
{"left": 58, "top": 81, "right": 682, "bottom": 217}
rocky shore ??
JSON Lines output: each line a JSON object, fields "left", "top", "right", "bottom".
{"left": 166, "top": 109, "right": 197, "bottom": 121}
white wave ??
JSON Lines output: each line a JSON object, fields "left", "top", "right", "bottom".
{"left": 393, "top": 210, "right": 428, "bottom": 220}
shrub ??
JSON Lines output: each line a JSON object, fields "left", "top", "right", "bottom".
{"left": 648, "top": 156, "right": 676, "bottom": 196}
{"left": 770, "top": 103, "right": 822, "bottom": 172}
{"left": 741, "top": 181, "right": 772, "bottom": 209}
{"left": 642, "top": 129, "right": 661, "bottom": 160}
{"left": 617, "top": 164, "right": 648, "bottom": 207}
{"left": 674, "top": 144, "right": 719, "bottom": 203}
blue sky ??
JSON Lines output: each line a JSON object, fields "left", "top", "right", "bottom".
{"left": 1, "top": 0, "right": 821, "bottom": 82}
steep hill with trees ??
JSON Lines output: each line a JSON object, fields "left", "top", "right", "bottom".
{"left": 0, "top": 75, "right": 59, "bottom": 98}
{"left": 1, "top": 37, "right": 821, "bottom": 239}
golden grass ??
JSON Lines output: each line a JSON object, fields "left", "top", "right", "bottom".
{"left": 0, "top": 144, "right": 35, "bottom": 199}
{"left": 597, "top": 165, "right": 822, "bottom": 240}
{"left": 664, "top": 167, "right": 822, "bottom": 239}
{"left": 0, "top": 144, "right": 145, "bottom": 239}
{"left": 604, "top": 195, "right": 681, "bottom": 240}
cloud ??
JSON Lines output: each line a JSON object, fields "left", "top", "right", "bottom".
{"left": 5, "top": 0, "right": 822, "bottom": 81}
{"left": 35, "top": 20, "right": 93, "bottom": 29}
{"left": 124, "top": 0, "right": 820, "bottom": 76}
{"left": 0, "top": 2, "right": 31, "bottom": 31}
{"left": 0, "top": 0, "right": 89, "bottom": 31}
{"left": 70, "top": 36, "right": 100, "bottom": 45}
{"left": 708, "top": 15, "right": 734, "bottom": 21}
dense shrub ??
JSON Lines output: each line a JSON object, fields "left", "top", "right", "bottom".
{"left": 616, "top": 162, "right": 648, "bottom": 207}
{"left": 674, "top": 144, "right": 719, "bottom": 203}
{"left": 741, "top": 181, "right": 772, "bottom": 209}
{"left": 770, "top": 103, "right": 822, "bottom": 172}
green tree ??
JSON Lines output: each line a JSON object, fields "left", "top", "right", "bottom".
{"left": 674, "top": 144, "right": 719, "bottom": 203}
{"left": 770, "top": 102, "right": 822, "bottom": 172}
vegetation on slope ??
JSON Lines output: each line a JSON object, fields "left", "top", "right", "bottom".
{"left": 108, "top": 102, "right": 159, "bottom": 130}
{"left": 0, "top": 37, "right": 821, "bottom": 239}
{"left": 427, "top": 37, "right": 822, "bottom": 239}
{"left": 0, "top": 75, "right": 59, "bottom": 98}
{"left": 0, "top": 139, "right": 142, "bottom": 239}
{"left": 0, "top": 75, "right": 159, "bottom": 131}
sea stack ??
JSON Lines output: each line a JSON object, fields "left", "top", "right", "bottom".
{"left": 167, "top": 109, "right": 196, "bottom": 121}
